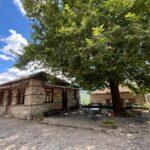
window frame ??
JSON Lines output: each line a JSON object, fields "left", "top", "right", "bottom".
{"left": 17, "top": 89, "right": 25, "bottom": 105}
{"left": 45, "top": 89, "right": 54, "bottom": 103}
{"left": 106, "top": 99, "right": 112, "bottom": 105}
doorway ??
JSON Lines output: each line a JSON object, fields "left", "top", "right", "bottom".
{"left": 62, "top": 89, "right": 68, "bottom": 109}
{"left": 6, "top": 90, "right": 13, "bottom": 113}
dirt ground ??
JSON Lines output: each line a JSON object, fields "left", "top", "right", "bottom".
{"left": 0, "top": 117, "right": 150, "bottom": 150}
{"left": 43, "top": 110, "right": 150, "bottom": 134}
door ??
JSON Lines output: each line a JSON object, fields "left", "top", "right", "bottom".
{"left": 62, "top": 89, "right": 68, "bottom": 109}
{"left": 8, "top": 90, "right": 13, "bottom": 105}
{"left": 6, "top": 90, "right": 13, "bottom": 113}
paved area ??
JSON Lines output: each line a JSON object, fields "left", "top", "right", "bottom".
{"left": 0, "top": 117, "right": 150, "bottom": 150}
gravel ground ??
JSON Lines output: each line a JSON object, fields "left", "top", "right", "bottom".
{"left": 43, "top": 110, "right": 150, "bottom": 133}
{"left": 0, "top": 117, "right": 150, "bottom": 150}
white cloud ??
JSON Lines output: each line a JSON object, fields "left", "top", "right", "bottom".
{"left": 0, "top": 29, "right": 28, "bottom": 58}
{"left": 0, "top": 62, "right": 45, "bottom": 84}
{"left": 0, "top": 67, "right": 31, "bottom": 84}
{"left": 0, "top": 62, "right": 72, "bottom": 84}
{"left": 0, "top": 54, "right": 14, "bottom": 61}
{"left": 0, "top": 68, "right": 42, "bottom": 84}
{"left": 13, "top": 0, "right": 26, "bottom": 16}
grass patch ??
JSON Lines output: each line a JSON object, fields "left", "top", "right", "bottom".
{"left": 101, "top": 119, "right": 115, "bottom": 124}
{"left": 100, "top": 119, "right": 117, "bottom": 129}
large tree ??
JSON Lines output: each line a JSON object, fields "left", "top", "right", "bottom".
{"left": 16, "top": 0, "right": 150, "bottom": 115}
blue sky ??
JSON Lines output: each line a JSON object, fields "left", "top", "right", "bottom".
{"left": 0, "top": 0, "right": 37, "bottom": 83}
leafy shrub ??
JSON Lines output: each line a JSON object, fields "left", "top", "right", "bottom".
{"left": 100, "top": 119, "right": 117, "bottom": 129}
{"left": 101, "top": 119, "right": 115, "bottom": 125}
{"left": 80, "top": 90, "right": 91, "bottom": 106}
{"left": 142, "top": 103, "right": 150, "bottom": 110}
{"left": 80, "top": 99, "right": 91, "bottom": 106}
{"left": 33, "top": 112, "right": 44, "bottom": 121}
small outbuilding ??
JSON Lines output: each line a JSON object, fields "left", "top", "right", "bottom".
{"left": 0, "top": 72, "right": 79, "bottom": 119}
{"left": 91, "top": 86, "right": 148, "bottom": 106}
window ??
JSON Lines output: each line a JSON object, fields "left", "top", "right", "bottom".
{"left": 106, "top": 99, "right": 112, "bottom": 105}
{"left": 0, "top": 91, "right": 3, "bottom": 105}
{"left": 17, "top": 89, "right": 25, "bottom": 105}
{"left": 128, "top": 98, "right": 135, "bottom": 104}
{"left": 45, "top": 89, "right": 53, "bottom": 103}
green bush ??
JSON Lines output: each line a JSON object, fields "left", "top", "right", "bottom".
{"left": 142, "top": 103, "right": 150, "bottom": 110}
{"left": 81, "top": 99, "right": 91, "bottom": 106}
{"left": 80, "top": 90, "right": 91, "bottom": 106}
{"left": 33, "top": 112, "right": 44, "bottom": 121}
{"left": 100, "top": 119, "right": 117, "bottom": 129}
{"left": 101, "top": 119, "right": 115, "bottom": 125}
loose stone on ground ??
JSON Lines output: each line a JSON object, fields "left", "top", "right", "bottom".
{"left": 0, "top": 117, "right": 150, "bottom": 150}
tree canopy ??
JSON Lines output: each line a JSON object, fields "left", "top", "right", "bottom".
{"left": 17, "top": 0, "right": 150, "bottom": 93}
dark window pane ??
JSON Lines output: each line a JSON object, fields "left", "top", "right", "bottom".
{"left": 0, "top": 92, "right": 3, "bottom": 105}
{"left": 18, "top": 89, "right": 25, "bottom": 105}
{"left": 45, "top": 89, "right": 53, "bottom": 103}
{"left": 74, "top": 90, "right": 77, "bottom": 99}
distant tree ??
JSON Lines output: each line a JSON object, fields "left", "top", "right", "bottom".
{"left": 16, "top": 0, "right": 150, "bottom": 115}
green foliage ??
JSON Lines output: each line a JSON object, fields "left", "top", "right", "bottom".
{"left": 100, "top": 119, "right": 117, "bottom": 129}
{"left": 142, "top": 103, "right": 150, "bottom": 110}
{"left": 92, "top": 25, "right": 104, "bottom": 37}
{"left": 101, "top": 119, "right": 116, "bottom": 125}
{"left": 80, "top": 99, "right": 91, "bottom": 106}
{"left": 16, "top": 0, "right": 150, "bottom": 93}
{"left": 80, "top": 90, "right": 91, "bottom": 106}
{"left": 33, "top": 112, "right": 44, "bottom": 121}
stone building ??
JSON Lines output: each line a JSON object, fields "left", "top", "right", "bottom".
{"left": 0, "top": 72, "right": 79, "bottom": 119}
{"left": 91, "top": 86, "right": 148, "bottom": 106}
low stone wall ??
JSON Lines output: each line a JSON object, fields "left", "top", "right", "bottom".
{"left": 0, "top": 103, "right": 61, "bottom": 119}
{"left": 30, "top": 104, "right": 51, "bottom": 117}
{"left": 0, "top": 106, "right": 6, "bottom": 115}
{"left": 0, "top": 105, "right": 31, "bottom": 119}
{"left": 11, "top": 105, "right": 31, "bottom": 120}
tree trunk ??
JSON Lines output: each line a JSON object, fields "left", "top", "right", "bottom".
{"left": 109, "top": 80, "right": 124, "bottom": 116}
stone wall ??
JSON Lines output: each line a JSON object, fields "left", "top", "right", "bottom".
{"left": 91, "top": 92, "right": 146, "bottom": 105}
{"left": 25, "top": 79, "right": 45, "bottom": 105}
{"left": 145, "top": 94, "right": 150, "bottom": 103}
{"left": 11, "top": 105, "right": 31, "bottom": 119}
{"left": 0, "top": 78, "right": 79, "bottom": 119}
{"left": 0, "top": 106, "right": 6, "bottom": 115}
{"left": 28, "top": 79, "right": 63, "bottom": 107}
{"left": 10, "top": 104, "right": 62, "bottom": 119}
{"left": 24, "top": 79, "right": 79, "bottom": 118}
{"left": 0, "top": 105, "right": 31, "bottom": 119}
{"left": 135, "top": 94, "right": 146, "bottom": 104}
{"left": 91, "top": 93, "right": 111, "bottom": 104}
